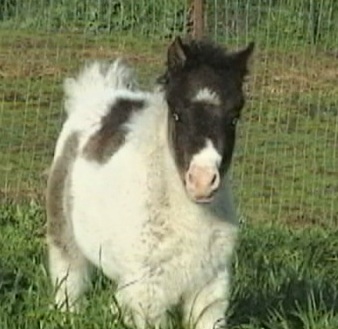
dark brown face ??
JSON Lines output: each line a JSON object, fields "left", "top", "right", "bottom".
{"left": 161, "top": 37, "right": 254, "bottom": 203}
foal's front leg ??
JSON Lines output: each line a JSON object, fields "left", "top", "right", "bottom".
{"left": 115, "top": 274, "right": 169, "bottom": 329}
{"left": 182, "top": 271, "right": 230, "bottom": 329}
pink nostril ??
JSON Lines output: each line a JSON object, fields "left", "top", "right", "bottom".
{"left": 186, "top": 167, "right": 220, "bottom": 191}
{"left": 185, "top": 166, "right": 220, "bottom": 201}
{"left": 210, "top": 173, "right": 217, "bottom": 186}
{"left": 210, "top": 172, "right": 220, "bottom": 191}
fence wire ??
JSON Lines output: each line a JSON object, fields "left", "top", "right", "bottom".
{"left": 0, "top": 0, "right": 337, "bottom": 226}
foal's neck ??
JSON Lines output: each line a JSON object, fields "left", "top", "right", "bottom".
{"left": 144, "top": 93, "right": 191, "bottom": 206}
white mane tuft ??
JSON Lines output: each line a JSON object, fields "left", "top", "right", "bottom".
{"left": 64, "top": 59, "right": 138, "bottom": 116}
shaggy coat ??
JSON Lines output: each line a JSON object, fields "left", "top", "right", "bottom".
{"left": 46, "top": 38, "right": 253, "bottom": 329}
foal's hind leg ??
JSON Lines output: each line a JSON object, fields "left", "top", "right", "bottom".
{"left": 48, "top": 232, "right": 90, "bottom": 312}
{"left": 46, "top": 133, "right": 90, "bottom": 311}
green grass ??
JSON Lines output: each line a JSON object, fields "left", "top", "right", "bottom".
{"left": 0, "top": 202, "right": 337, "bottom": 329}
{"left": 1, "top": 1, "right": 337, "bottom": 48}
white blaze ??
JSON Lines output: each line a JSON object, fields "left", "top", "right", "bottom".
{"left": 190, "top": 139, "right": 221, "bottom": 169}
{"left": 193, "top": 88, "right": 221, "bottom": 106}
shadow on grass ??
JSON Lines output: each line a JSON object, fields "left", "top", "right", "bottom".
{"left": 229, "top": 273, "right": 338, "bottom": 328}
{"left": 0, "top": 262, "right": 31, "bottom": 314}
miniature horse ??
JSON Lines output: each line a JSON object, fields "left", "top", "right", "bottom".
{"left": 46, "top": 37, "right": 254, "bottom": 329}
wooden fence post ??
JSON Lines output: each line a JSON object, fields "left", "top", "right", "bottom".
{"left": 186, "top": 0, "right": 205, "bottom": 39}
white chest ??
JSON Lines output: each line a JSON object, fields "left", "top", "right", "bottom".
{"left": 70, "top": 139, "right": 150, "bottom": 275}
{"left": 67, "top": 128, "right": 237, "bottom": 297}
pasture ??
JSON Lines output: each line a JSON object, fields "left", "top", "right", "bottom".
{"left": 0, "top": 11, "right": 338, "bottom": 329}
{"left": 1, "top": 202, "right": 337, "bottom": 328}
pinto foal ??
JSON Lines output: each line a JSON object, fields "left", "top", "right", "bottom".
{"left": 46, "top": 37, "right": 254, "bottom": 329}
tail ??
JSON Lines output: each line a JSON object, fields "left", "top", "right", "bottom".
{"left": 64, "top": 58, "right": 138, "bottom": 116}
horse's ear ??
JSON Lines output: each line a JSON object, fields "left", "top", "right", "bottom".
{"left": 168, "top": 36, "right": 187, "bottom": 70}
{"left": 231, "top": 41, "right": 255, "bottom": 76}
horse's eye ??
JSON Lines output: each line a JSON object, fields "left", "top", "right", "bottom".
{"left": 172, "top": 112, "right": 180, "bottom": 122}
{"left": 231, "top": 117, "right": 239, "bottom": 126}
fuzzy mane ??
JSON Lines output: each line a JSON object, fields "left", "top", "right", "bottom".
{"left": 157, "top": 38, "right": 254, "bottom": 85}
{"left": 176, "top": 39, "right": 231, "bottom": 68}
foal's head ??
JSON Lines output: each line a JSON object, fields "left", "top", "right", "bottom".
{"left": 160, "top": 37, "right": 254, "bottom": 204}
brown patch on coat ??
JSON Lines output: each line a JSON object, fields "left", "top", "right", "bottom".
{"left": 83, "top": 98, "right": 145, "bottom": 163}
{"left": 46, "top": 133, "right": 79, "bottom": 255}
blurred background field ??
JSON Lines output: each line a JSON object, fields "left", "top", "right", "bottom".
{"left": 0, "top": 1, "right": 337, "bottom": 328}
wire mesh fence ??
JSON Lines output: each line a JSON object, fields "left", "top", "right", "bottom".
{"left": 0, "top": 0, "right": 337, "bottom": 226}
